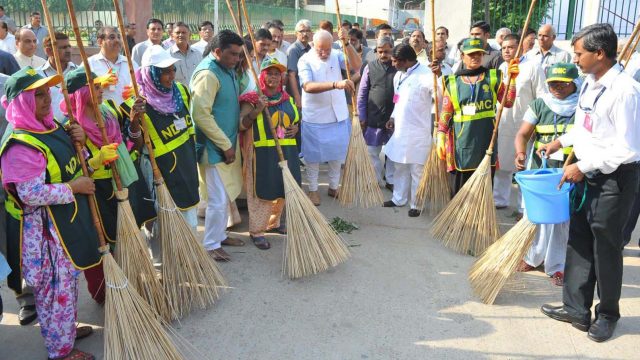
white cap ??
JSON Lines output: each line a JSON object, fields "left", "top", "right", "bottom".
{"left": 141, "top": 45, "right": 180, "bottom": 68}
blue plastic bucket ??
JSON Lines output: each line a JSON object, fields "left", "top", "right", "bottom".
{"left": 514, "top": 158, "right": 572, "bottom": 224}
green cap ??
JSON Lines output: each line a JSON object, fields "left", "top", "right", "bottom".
{"left": 65, "top": 67, "right": 112, "bottom": 94}
{"left": 3, "top": 66, "right": 62, "bottom": 103}
{"left": 545, "top": 62, "right": 579, "bottom": 83}
{"left": 461, "top": 38, "right": 487, "bottom": 55}
{"left": 260, "top": 57, "right": 287, "bottom": 73}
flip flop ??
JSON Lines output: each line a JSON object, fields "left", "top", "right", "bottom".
{"left": 251, "top": 235, "right": 271, "bottom": 250}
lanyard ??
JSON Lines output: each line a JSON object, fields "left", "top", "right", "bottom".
{"left": 465, "top": 76, "right": 481, "bottom": 104}
{"left": 396, "top": 63, "right": 419, "bottom": 92}
{"left": 552, "top": 114, "right": 570, "bottom": 139}
{"left": 578, "top": 84, "right": 606, "bottom": 113}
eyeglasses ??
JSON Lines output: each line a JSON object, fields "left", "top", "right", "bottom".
{"left": 297, "top": 29, "right": 311, "bottom": 34}
{"left": 547, "top": 82, "right": 571, "bottom": 90}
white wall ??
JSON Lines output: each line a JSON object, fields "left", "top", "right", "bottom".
{"left": 305, "top": 0, "right": 392, "bottom": 23}
{"left": 422, "top": 0, "right": 472, "bottom": 45}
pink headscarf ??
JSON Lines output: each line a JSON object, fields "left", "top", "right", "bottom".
{"left": 135, "top": 67, "right": 183, "bottom": 114}
{"left": 0, "top": 90, "right": 55, "bottom": 186}
{"left": 59, "top": 85, "right": 122, "bottom": 146}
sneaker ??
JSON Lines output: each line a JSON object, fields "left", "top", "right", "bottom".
{"left": 18, "top": 305, "right": 37, "bottom": 326}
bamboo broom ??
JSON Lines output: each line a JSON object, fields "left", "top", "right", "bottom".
{"left": 415, "top": 0, "right": 451, "bottom": 215}
{"left": 431, "top": 0, "right": 538, "bottom": 256}
{"left": 64, "top": 0, "right": 182, "bottom": 357}
{"left": 110, "top": 2, "right": 226, "bottom": 319}
{"left": 231, "top": 0, "right": 350, "bottom": 278}
{"left": 469, "top": 151, "right": 575, "bottom": 305}
{"left": 618, "top": 18, "right": 640, "bottom": 65}
{"left": 334, "top": 0, "right": 384, "bottom": 208}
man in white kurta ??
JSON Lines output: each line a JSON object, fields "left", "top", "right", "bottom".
{"left": 383, "top": 44, "right": 435, "bottom": 217}
{"left": 298, "top": 29, "right": 361, "bottom": 206}
{"left": 494, "top": 35, "right": 546, "bottom": 209}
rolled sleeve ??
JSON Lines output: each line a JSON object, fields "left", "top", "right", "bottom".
{"left": 297, "top": 57, "right": 312, "bottom": 86}
{"left": 190, "top": 71, "right": 232, "bottom": 151}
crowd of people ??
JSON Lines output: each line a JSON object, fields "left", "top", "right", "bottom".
{"left": 0, "top": 7, "right": 639, "bottom": 359}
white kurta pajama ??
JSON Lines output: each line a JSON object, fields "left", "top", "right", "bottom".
{"left": 494, "top": 60, "right": 547, "bottom": 208}
{"left": 298, "top": 49, "right": 351, "bottom": 191}
{"left": 384, "top": 62, "right": 436, "bottom": 209}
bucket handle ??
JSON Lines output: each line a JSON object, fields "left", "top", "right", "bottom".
{"left": 518, "top": 180, "right": 574, "bottom": 196}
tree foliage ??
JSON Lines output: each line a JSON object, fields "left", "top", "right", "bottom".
{"left": 472, "top": 0, "right": 553, "bottom": 33}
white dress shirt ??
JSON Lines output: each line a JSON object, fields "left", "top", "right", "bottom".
{"left": 298, "top": 50, "right": 349, "bottom": 124}
{"left": 625, "top": 52, "right": 640, "bottom": 82}
{"left": 384, "top": 62, "right": 436, "bottom": 165}
{"left": 168, "top": 44, "right": 202, "bottom": 87}
{"left": 526, "top": 44, "right": 572, "bottom": 73}
{"left": 192, "top": 39, "right": 209, "bottom": 55}
{"left": 14, "top": 51, "right": 46, "bottom": 69}
{"left": 131, "top": 39, "right": 164, "bottom": 67}
{"left": 87, "top": 52, "right": 136, "bottom": 105}
{"left": 559, "top": 63, "right": 640, "bottom": 174}
{"left": 0, "top": 33, "right": 16, "bottom": 54}
{"left": 37, "top": 61, "right": 78, "bottom": 122}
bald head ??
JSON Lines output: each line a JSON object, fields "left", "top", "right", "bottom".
{"left": 537, "top": 24, "right": 556, "bottom": 51}
{"left": 313, "top": 29, "right": 333, "bottom": 61}
{"left": 16, "top": 28, "right": 37, "bottom": 56}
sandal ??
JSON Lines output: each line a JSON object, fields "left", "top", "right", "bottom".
{"left": 266, "top": 225, "right": 287, "bottom": 235}
{"left": 251, "top": 235, "right": 271, "bottom": 250}
{"left": 75, "top": 326, "right": 93, "bottom": 340}
{"left": 48, "top": 348, "right": 95, "bottom": 360}
{"left": 551, "top": 272, "right": 564, "bottom": 286}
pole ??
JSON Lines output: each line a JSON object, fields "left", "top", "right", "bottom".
{"left": 214, "top": 0, "right": 220, "bottom": 34}
{"left": 430, "top": 0, "right": 439, "bottom": 133}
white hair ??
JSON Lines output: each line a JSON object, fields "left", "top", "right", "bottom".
{"left": 313, "top": 29, "right": 333, "bottom": 44}
{"left": 540, "top": 24, "right": 557, "bottom": 37}
{"left": 295, "top": 19, "right": 311, "bottom": 31}
{"left": 496, "top": 27, "right": 511, "bottom": 36}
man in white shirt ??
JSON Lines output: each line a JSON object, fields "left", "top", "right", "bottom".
{"left": 624, "top": 51, "right": 640, "bottom": 82}
{"left": 539, "top": 23, "right": 640, "bottom": 343}
{"left": 0, "top": 20, "right": 15, "bottom": 54}
{"left": 22, "top": 11, "right": 48, "bottom": 58}
{"left": 488, "top": 27, "right": 511, "bottom": 50}
{"left": 271, "top": 19, "right": 291, "bottom": 53}
{"left": 167, "top": 21, "right": 202, "bottom": 87}
{"left": 494, "top": 34, "right": 546, "bottom": 209}
{"left": 13, "top": 28, "right": 46, "bottom": 69}
{"left": 382, "top": 44, "right": 436, "bottom": 217}
{"left": 38, "top": 32, "right": 77, "bottom": 121}
{"left": 265, "top": 22, "right": 288, "bottom": 67}
{"left": 87, "top": 26, "right": 135, "bottom": 104}
{"left": 436, "top": 26, "right": 459, "bottom": 67}
{"left": 298, "top": 29, "right": 361, "bottom": 205}
{"left": 131, "top": 18, "right": 164, "bottom": 67}
{"left": 192, "top": 21, "right": 213, "bottom": 55}
{"left": 409, "top": 30, "right": 428, "bottom": 64}
{"left": 526, "top": 24, "right": 572, "bottom": 72}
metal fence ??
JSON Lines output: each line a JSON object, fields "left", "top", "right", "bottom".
{"left": 598, "top": 0, "right": 639, "bottom": 37}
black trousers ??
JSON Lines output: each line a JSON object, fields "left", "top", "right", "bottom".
{"left": 450, "top": 167, "right": 496, "bottom": 196}
{"left": 622, "top": 183, "right": 640, "bottom": 246}
{"left": 563, "top": 163, "right": 640, "bottom": 322}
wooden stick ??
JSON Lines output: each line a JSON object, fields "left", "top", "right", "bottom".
{"left": 487, "top": 0, "right": 538, "bottom": 154}
{"left": 334, "top": 0, "right": 358, "bottom": 116}
{"left": 618, "top": 19, "right": 640, "bottom": 64}
{"left": 623, "top": 28, "right": 640, "bottom": 66}
{"left": 430, "top": 0, "right": 439, "bottom": 134}
{"left": 65, "top": 0, "right": 124, "bottom": 193}
{"left": 230, "top": 0, "right": 286, "bottom": 162}
{"left": 40, "top": 0, "right": 106, "bottom": 245}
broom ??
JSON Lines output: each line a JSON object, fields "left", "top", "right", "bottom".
{"left": 231, "top": 0, "right": 350, "bottom": 278}
{"left": 619, "top": 18, "right": 640, "bottom": 66}
{"left": 468, "top": 151, "right": 575, "bottom": 304}
{"left": 415, "top": 0, "right": 451, "bottom": 215}
{"left": 64, "top": 1, "right": 182, "bottom": 357}
{"left": 111, "top": 3, "right": 226, "bottom": 319}
{"left": 334, "top": 0, "right": 384, "bottom": 208}
{"left": 431, "top": 0, "right": 538, "bottom": 256}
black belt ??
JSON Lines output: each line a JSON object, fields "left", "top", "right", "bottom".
{"left": 585, "top": 161, "right": 640, "bottom": 179}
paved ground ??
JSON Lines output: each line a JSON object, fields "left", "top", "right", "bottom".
{"left": 2, "top": 167, "right": 640, "bottom": 359}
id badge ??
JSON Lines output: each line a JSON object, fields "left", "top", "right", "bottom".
{"left": 462, "top": 104, "right": 476, "bottom": 116}
{"left": 173, "top": 117, "right": 187, "bottom": 130}
{"left": 550, "top": 149, "right": 564, "bottom": 161}
{"left": 583, "top": 113, "right": 593, "bottom": 133}
{"left": 393, "top": 94, "right": 399, "bottom": 104}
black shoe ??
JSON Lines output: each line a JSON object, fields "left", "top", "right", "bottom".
{"left": 383, "top": 200, "right": 397, "bottom": 207}
{"left": 18, "top": 305, "right": 37, "bottom": 326}
{"left": 385, "top": 183, "right": 394, "bottom": 191}
{"left": 408, "top": 209, "right": 421, "bottom": 217}
{"left": 588, "top": 316, "right": 617, "bottom": 342}
{"left": 540, "top": 304, "right": 590, "bottom": 332}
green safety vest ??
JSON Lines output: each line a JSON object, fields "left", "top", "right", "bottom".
{"left": 122, "top": 82, "right": 199, "bottom": 210}
{"left": 252, "top": 97, "right": 301, "bottom": 200}
{"left": 529, "top": 98, "right": 575, "bottom": 169}
{"left": 1, "top": 125, "right": 101, "bottom": 293}
{"left": 445, "top": 69, "right": 500, "bottom": 171}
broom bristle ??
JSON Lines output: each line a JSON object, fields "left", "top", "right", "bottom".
{"left": 280, "top": 161, "right": 350, "bottom": 279}
{"left": 468, "top": 216, "right": 537, "bottom": 304}
{"left": 102, "top": 253, "right": 183, "bottom": 360}
{"left": 339, "top": 117, "right": 385, "bottom": 208}
{"left": 156, "top": 182, "right": 227, "bottom": 319}
{"left": 431, "top": 155, "right": 500, "bottom": 256}
{"left": 415, "top": 144, "right": 451, "bottom": 215}
{"left": 113, "top": 189, "right": 173, "bottom": 321}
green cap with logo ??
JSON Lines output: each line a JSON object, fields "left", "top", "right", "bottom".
{"left": 65, "top": 67, "right": 112, "bottom": 94}
{"left": 260, "top": 57, "right": 287, "bottom": 73}
{"left": 3, "top": 66, "right": 62, "bottom": 103}
{"left": 545, "top": 62, "right": 579, "bottom": 83}
{"left": 461, "top": 38, "right": 487, "bottom": 55}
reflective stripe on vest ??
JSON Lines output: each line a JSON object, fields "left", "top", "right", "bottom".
{"left": 254, "top": 97, "right": 299, "bottom": 148}
{"left": 447, "top": 69, "right": 499, "bottom": 123}
{"left": 533, "top": 141, "right": 573, "bottom": 154}
{"left": 4, "top": 192, "right": 22, "bottom": 220}
{"left": 534, "top": 124, "right": 575, "bottom": 134}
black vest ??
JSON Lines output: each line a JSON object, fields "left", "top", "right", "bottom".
{"left": 366, "top": 60, "right": 397, "bottom": 129}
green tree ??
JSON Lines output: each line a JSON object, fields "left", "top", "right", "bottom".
{"left": 471, "top": 0, "right": 553, "bottom": 34}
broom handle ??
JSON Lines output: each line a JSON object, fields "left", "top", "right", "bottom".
{"left": 110, "top": 0, "right": 163, "bottom": 182}
{"left": 619, "top": 19, "right": 640, "bottom": 64}
{"left": 623, "top": 28, "right": 640, "bottom": 66}
{"left": 334, "top": 0, "right": 358, "bottom": 117}
{"left": 239, "top": 0, "right": 263, "bottom": 64}
{"left": 430, "top": 0, "right": 439, "bottom": 137}
{"left": 487, "top": 0, "right": 538, "bottom": 154}
{"left": 65, "top": 0, "right": 124, "bottom": 192}
{"left": 41, "top": 0, "right": 106, "bottom": 246}
{"left": 229, "top": 0, "right": 286, "bottom": 162}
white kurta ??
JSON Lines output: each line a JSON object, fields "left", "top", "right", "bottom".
{"left": 384, "top": 63, "right": 436, "bottom": 165}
